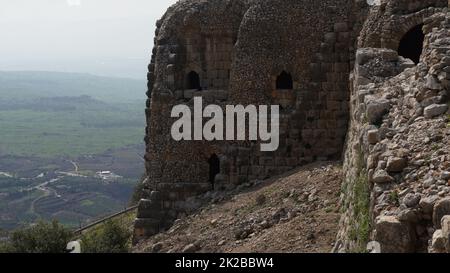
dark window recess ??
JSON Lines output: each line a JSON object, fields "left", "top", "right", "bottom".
{"left": 208, "top": 154, "right": 220, "bottom": 188}
{"left": 286, "top": 145, "right": 292, "bottom": 156}
{"left": 187, "top": 71, "right": 202, "bottom": 90}
{"left": 398, "top": 24, "right": 424, "bottom": 65}
{"left": 276, "top": 71, "right": 293, "bottom": 89}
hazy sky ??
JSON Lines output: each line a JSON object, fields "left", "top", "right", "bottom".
{"left": 0, "top": 0, "right": 178, "bottom": 79}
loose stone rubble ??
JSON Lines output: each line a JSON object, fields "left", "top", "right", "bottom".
{"left": 336, "top": 6, "right": 450, "bottom": 253}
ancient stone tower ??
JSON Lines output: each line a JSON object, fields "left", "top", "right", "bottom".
{"left": 134, "top": 0, "right": 450, "bottom": 253}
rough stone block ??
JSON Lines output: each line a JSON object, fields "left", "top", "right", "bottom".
{"left": 372, "top": 169, "right": 395, "bottom": 184}
{"left": 424, "top": 104, "right": 448, "bottom": 119}
{"left": 431, "top": 230, "right": 447, "bottom": 253}
{"left": 441, "top": 216, "right": 450, "bottom": 239}
{"left": 433, "top": 198, "right": 450, "bottom": 228}
{"left": 366, "top": 98, "right": 390, "bottom": 125}
{"left": 386, "top": 157, "right": 407, "bottom": 173}
{"left": 375, "top": 216, "right": 415, "bottom": 253}
{"left": 367, "top": 129, "right": 379, "bottom": 144}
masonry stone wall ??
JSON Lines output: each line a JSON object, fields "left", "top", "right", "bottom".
{"left": 135, "top": 0, "right": 450, "bottom": 251}
{"left": 335, "top": 2, "right": 450, "bottom": 252}
{"left": 135, "top": 0, "right": 368, "bottom": 242}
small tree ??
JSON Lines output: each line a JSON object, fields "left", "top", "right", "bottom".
{"left": 81, "top": 220, "right": 131, "bottom": 253}
{"left": 0, "top": 242, "right": 14, "bottom": 253}
{"left": 0, "top": 228, "right": 11, "bottom": 253}
{"left": 4, "top": 220, "right": 72, "bottom": 253}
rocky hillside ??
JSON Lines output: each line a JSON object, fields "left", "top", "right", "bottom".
{"left": 134, "top": 162, "right": 342, "bottom": 253}
{"left": 336, "top": 11, "right": 450, "bottom": 253}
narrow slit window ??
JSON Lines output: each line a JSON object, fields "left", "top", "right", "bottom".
{"left": 186, "top": 71, "right": 201, "bottom": 90}
{"left": 208, "top": 154, "right": 220, "bottom": 188}
{"left": 276, "top": 71, "right": 293, "bottom": 89}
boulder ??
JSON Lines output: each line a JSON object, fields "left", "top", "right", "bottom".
{"left": 425, "top": 75, "right": 442, "bottom": 90}
{"left": 366, "top": 241, "right": 381, "bottom": 253}
{"left": 387, "top": 157, "right": 407, "bottom": 173}
{"left": 433, "top": 198, "right": 450, "bottom": 228}
{"left": 375, "top": 216, "right": 416, "bottom": 253}
{"left": 372, "top": 170, "right": 395, "bottom": 184}
{"left": 431, "top": 230, "right": 447, "bottom": 253}
{"left": 367, "top": 129, "right": 379, "bottom": 144}
{"left": 419, "top": 195, "right": 439, "bottom": 217}
{"left": 424, "top": 104, "right": 448, "bottom": 119}
{"left": 366, "top": 99, "right": 390, "bottom": 125}
{"left": 402, "top": 193, "right": 421, "bottom": 209}
{"left": 441, "top": 216, "right": 450, "bottom": 241}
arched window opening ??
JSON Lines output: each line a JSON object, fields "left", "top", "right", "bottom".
{"left": 186, "top": 71, "right": 201, "bottom": 90}
{"left": 208, "top": 154, "right": 220, "bottom": 188}
{"left": 398, "top": 24, "right": 424, "bottom": 65}
{"left": 276, "top": 71, "right": 293, "bottom": 89}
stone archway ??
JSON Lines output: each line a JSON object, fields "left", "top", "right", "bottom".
{"left": 398, "top": 24, "right": 424, "bottom": 64}
{"left": 186, "top": 71, "right": 201, "bottom": 90}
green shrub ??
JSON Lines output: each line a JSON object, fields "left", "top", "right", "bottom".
{"left": 348, "top": 146, "right": 371, "bottom": 252}
{"left": 0, "top": 242, "right": 14, "bottom": 253}
{"left": 389, "top": 190, "right": 400, "bottom": 206}
{"left": 351, "top": 172, "right": 371, "bottom": 251}
{"left": 2, "top": 220, "right": 72, "bottom": 253}
{"left": 81, "top": 220, "right": 131, "bottom": 253}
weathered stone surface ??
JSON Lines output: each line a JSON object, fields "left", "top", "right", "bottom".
{"left": 402, "top": 193, "right": 421, "bottom": 209}
{"left": 137, "top": 198, "right": 162, "bottom": 219}
{"left": 424, "top": 104, "right": 448, "bottom": 119}
{"left": 336, "top": 3, "right": 450, "bottom": 254}
{"left": 398, "top": 209, "right": 419, "bottom": 223}
{"left": 375, "top": 216, "right": 415, "bottom": 253}
{"left": 386, "top": 157, "right": 407, "bottom": 173}
{"left": 366, "top": 99, "right": 390, "bottom": 125}
{"left": 419, "top": 195, "right": 439, "bottom": 216}
{"left": 367, "top": 129, "right": 379, "bottom": 144}
{"left": 431, "top": 230, "right": 447, "bottom": 253}
{"left": 441, "top": 216, "right": 450, "bottom": 240}
{"left": 133, "top": 218, "right": 162, "bottom": 241}
{"left": 425, "top": 75, "right": 442, "bottom": 90}
{"left": 372, "top": 170, "right": 395, "bottom": 184}
{"left": 433, "top": 198, "right": 450, "bottom": 228}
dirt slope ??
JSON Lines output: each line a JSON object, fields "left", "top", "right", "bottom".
{"left": 134, "top": 162, "right": 343, "bottom": 253}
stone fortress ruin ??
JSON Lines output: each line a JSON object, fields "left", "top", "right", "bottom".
{"left": 135, "top": 0, "right": 450, "bottom": 253}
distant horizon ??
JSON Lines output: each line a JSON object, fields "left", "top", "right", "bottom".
{"left": 0, "top": 69, "right": 147, "bottom": 81}
{"left": 0, "top": 0, "right": 178, "bottom": 79}
{"left": 0, "top": 56, "right": 150, "bottom": 79}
